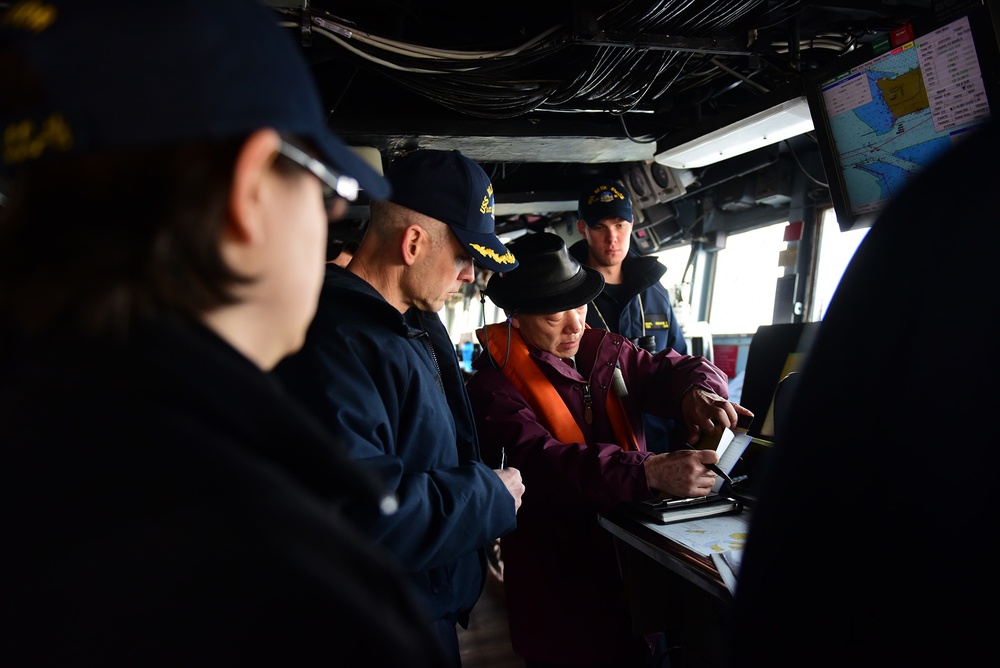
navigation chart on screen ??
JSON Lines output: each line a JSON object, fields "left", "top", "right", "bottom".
{"left": 819, "top": 15, "right": 991, "bottom": 217}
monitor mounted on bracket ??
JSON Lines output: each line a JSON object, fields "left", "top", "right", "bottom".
{"left": 805, "top": 3, "right": 1000, "bottom": 232}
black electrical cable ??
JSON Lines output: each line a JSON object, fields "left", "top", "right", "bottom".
{"left": 300, "top": 0, "right": 815, "bottom": 121}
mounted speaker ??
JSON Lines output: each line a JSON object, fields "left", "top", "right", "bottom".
{"left": 621, "top": 160, "right": 688, "bottom": 211}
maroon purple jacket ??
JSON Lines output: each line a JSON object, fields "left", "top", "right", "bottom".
{"left": 466, "top": 325, "right": 729, "bottom": 664}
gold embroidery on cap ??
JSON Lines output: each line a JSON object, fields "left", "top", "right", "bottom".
{"left": 586, "top": 185, "right": 626, "bottom": 206}
{"left": 2, "top": 114, "right": 74, "bottom": 164}
{"left": 2, "top": 0, "right": 58, "bottom": 32}
{"left": 480, "top": 184, "right": 494, "bottom": 215}
{"left": 470, "top": 243, "right": 516, "bottom": 265}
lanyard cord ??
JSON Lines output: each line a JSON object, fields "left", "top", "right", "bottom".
{"left": 639, "top": 294, "right": 645, "bottom": 336}
{"left": 591, "top": 300, "right": 608, "bottom": 329}
{"left": 590, "top": 294, "right": 646, "bottom": 336}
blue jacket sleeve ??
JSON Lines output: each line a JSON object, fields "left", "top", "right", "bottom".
{"left": 279, "top": 326, "right": 517, "bottom": 574}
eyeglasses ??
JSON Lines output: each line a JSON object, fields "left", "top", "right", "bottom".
{"left": 276, "top": 139, "right": 360, "bottom": 204}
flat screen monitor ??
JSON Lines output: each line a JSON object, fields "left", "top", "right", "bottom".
{"left": 806, "top": 5, "right": 1000, "bottom": 231}
{"left": 739, "top": 322, "right": 821, "bottom": 441}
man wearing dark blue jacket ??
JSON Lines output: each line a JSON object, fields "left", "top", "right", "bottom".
{"left": 569, "top": 180, "right": 688, "bottom": 452}
{"left": 274, "top": 149, "right": 525, "bottom": 667}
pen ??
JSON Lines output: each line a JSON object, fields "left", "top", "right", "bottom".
{"left": 500, "top": 447, "right": 506, "bottom": 469}
{"left": 663, "top": 496, "right": 706, "bottom": 507}
{"left": 683, "top": 442, "right": 734, "bottom": 486}
{"left": 705, "top": 462, "right": 734, "bottom": 486}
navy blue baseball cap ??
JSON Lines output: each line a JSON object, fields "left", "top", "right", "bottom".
{"left": 578, "top": 181, "right": 634, "bottom": 227}
{"left": 0, "top": 0, "right": 389, "bottom": 201}
{"left": 386, "top": 149, "right": 518, "bottom": 273}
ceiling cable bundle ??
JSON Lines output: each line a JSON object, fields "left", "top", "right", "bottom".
{"left": 274, "top": 0, "right": 856, "bottom": 121}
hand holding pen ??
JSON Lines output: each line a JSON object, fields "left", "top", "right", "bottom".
{"left": 493, "top": 456, "right": 525, "bottom": 513}
{"left": 681, "top": 442, "right": 734, "bottom": 486}
{"left": 644, "top": 448, "right": 723, "bottom": 498}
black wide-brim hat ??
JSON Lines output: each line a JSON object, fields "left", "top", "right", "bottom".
{"left": 486, "top": 232, "right": 605, "bottom": 314}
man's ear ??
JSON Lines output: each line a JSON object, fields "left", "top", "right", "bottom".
{"left": 576, "top": 219, "right": 588, "bottom": 237}
{"left": 228, "top": 129, "right": 282, "bottom": 244}
{"left": 400, "top": 223, "right": 429, "bottom": 267}
{"left": 510, "top": 314, "right": 521, "bottom": 330}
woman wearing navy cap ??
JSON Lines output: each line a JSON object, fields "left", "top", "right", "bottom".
{"left": 0, "top": 1, "right": 444, "bottom": 665}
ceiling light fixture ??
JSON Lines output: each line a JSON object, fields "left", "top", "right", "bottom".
{"left": 654, "top": 96, "right": 814, "bottom": 169}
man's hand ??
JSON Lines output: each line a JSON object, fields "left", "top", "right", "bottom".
{"left": 643, "top": 449, "right": 720, "bottom": 498}
{"left": 681, "top": 387, "right": 754, "bottom": 446}
{"left": 494, "top": 467, "right": 525, "bottom": 513}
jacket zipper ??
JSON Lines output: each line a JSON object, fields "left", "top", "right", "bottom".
{"left": 418, "top": 331, "right": 445, "bottom": 393}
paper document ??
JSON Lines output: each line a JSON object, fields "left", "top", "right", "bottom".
{"left": 646, "top": 512, "right": 751, "bottom": 559}
{"left": 697, "top": 424, "right": 735, "bottom": 454}
{"left": 711, "top": 431, "right": 752, "bottom": 494}
{"left": 710, "top": 550, "right": 743, "bottom": 595}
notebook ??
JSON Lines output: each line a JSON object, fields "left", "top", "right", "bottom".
{"left": 631, "top": 493, "right": 743, "bottom": 524}
{"left": 631, "top": 425, "right": 758, "bottom": 523}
